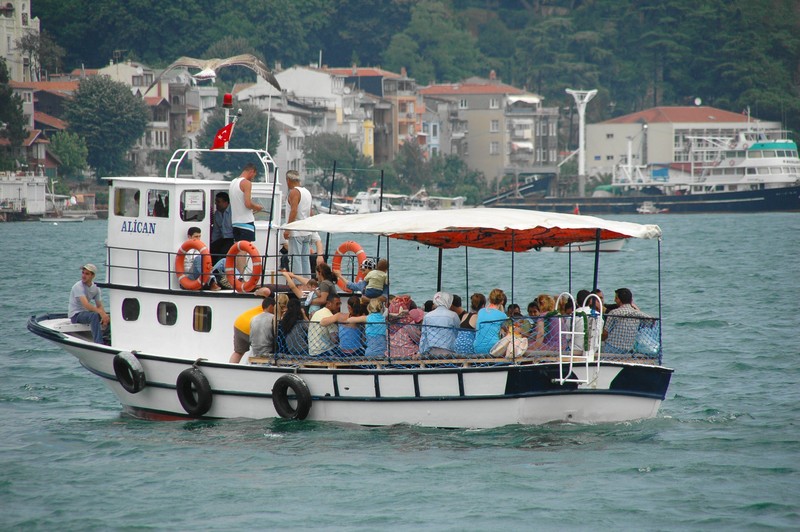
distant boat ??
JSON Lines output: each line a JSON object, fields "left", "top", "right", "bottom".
{"left": 487, "top": 127, "right": 800, "bottom": 214}
{"left": 636, "top": 201, "right": 669, "bottom": 214}
{"left": 549, "top": 238, "right": 626, "bottom": 253}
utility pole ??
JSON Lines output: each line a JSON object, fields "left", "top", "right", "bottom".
{"left": 566, "top": 89, "right": 597, "bottom": 197}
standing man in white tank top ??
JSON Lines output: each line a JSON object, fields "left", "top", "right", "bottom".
{"left": 284, "top": 170, "right": 313, "bottom": 277}
{"left": 229, "top": 163, "right": 263, "bottom": 242}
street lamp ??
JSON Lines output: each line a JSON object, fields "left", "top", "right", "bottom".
{"left": 566, "top": 88, "right": 597, "bottom": 196}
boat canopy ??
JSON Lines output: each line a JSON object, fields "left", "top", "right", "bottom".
{"left": 282, "top": 208, "right": 661, "bottom": 252}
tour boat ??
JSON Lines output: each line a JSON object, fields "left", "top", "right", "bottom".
{"left": 28, "top": 148, "right": 672, "bottom": 428}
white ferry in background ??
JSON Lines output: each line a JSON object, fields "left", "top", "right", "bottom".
{"left": 489, "top": 128, "right": 800, "bottom": 214}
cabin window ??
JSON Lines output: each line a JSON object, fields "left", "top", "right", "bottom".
{"left": 114, "top": 188, "right": 140, "bottom": 217}
{"left": 180, "top": 190, "right": 205, "bottom": 221}
{"left": 157, "top": 302, "right": 178, "bottom": 326}
{"left": 148, "top": 189, "right": 169, "bottom": 217}
{"left": 121, "top": 298, "right": 140, "bottom": 321}
{"left": 193, "top": 306, "right": 212, "bottom": 332}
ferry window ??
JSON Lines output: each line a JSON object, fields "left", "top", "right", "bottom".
{"left": 763, "top": 150, "right": 776, "bottom": 158}
{"left": 181, "top": 190, "right": 206, "bottom": 221}
{"left": 193, "top": 306, "right": 212, "bottom": 333}
{"left": 148, "top": 189, "right": 169, "bottom": 217}
{"left": 121, "top": 298, "right": 140, "bottom": 321}
{"left": 114, "top": 188, "right": 140, "bottom": 216}
{"left": 157, "top": 302, "right": 178, "bottom": 326}
{"left": 253, "top": 196, "right": 273, "bottom": 222}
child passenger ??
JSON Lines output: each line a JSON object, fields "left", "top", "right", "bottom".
{"left": 364, "top": 298, "right": 388, "bottom": 358}
{"left": 363, "top": 258, "right": 390, "bottom": 298}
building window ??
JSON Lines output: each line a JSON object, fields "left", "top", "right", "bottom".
{"left": 432, "top": 123, "right": 438, "bottom": 138}
{"left": 606, "top": 133, "right": 614, "bottom": 139}
{"left": 121, "top": 298, "right": 140, "bottom": 321}
{"left": 490, "top": 120, "right": 499, "bottom": 133}
{"left": 606, "top": 155, "right": 614, "bottom": 160}
{"left": 193, "top": 306, "right": 212, "bottom": 332}
{"left": 490, "top": 141, "right": 500, "bottom": 155}
{"left": 157, "top": 302, "right": 178, "bottom": 326}
{"left": 459, "top": 99, "right": 468, "bottom": 110}
{"left": 489, "top": 98, "right": 499, "bottom": 109}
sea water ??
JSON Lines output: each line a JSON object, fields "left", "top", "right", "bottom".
{"left": 1, "top": 214, "right": 799, "bottom": 530}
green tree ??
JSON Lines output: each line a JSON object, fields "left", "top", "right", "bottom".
{"left": 383, "top": 0, "right": 485, "bottom": 84}
{"left": 391, "top": 142, "right": 430, "bottom": 193}
{"left": 64, "top": 76, "right": 149, "bottom": 178}
{"left": 49, "top": 131, "right": 88, "bottom": 179}
{"left": 197, "top": 104, "right": 279, "bottom": 178}
{"left": 0, "top": 58, "right": 26, "bottom": 170}
{"left": 16, "top": 30, "right": 66, "bottom": 80}
{"left": 428, "top": 154, "right": 486, "bottom": 205}
{"left": 302, "top": 133, "right": 374, "bottom": 194}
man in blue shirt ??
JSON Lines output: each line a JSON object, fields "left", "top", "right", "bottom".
{"left": 211, "top": 191, "right": 234, "bottom": 263}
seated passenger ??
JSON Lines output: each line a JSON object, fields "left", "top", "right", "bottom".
{"left": 185, "top": 227, "right": 220, "bottom": 291}
{"left": 473, "top": 288, "right": 507, "bottom": 354}
{"left": 419, "top": 292, "right": 460, "bottom": 356}
{"left": 277, "top": 298, "right": 309, "bottom": 356}
{"left": 308, "top": 295, "right": 341, "bottom": 357}
{"left": 335, "top": 258, "right": 374, "bottom": 294}
{"left": 337, "top": 296, "right": 366, "bottom": 357}
{"left": 363, "top": 258, "right": 390, "bottom": 299}
{"left": 532, "top": 294, "right": 560, "bottom": 350}
{"left": 602, "top": 288, "right": 652, "bottom": 353}
{"left": 249, "top": 296, "right": 276, "bottom": 359}
{"left": 364, "top": 298, "right": 388, "bottom": 358}
{"left": 390, "top": 308, "right": 424, "bottom": 358}
{"left": 573, "top": 289, "right": 603, "bottom": 354}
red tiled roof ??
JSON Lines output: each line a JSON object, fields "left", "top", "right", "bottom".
{"left": 419, "top": 82, "right": 524, "bottom": 96}
{"left": 0, "top": 129, "right": 47, "bottom": 147}
{"left": 34, "top": 111, "right": 68, "bottom": 130}
{"left": 604, "top": 106, "right": 758, "bottom": 124}
{"left": 144, "top": 96, "right": 168, "bottom": 106}
{"left": 70, "top": 68, "right": 100, "bottom": 77}
{"left": 326, "top": 67, "right": 403, "bottom": 79}
{"left": 10, "top": 81, "right": 80, "bottom": 94}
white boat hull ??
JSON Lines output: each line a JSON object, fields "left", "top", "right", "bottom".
{"left": 31, "top": 315, "right": 671, "bottom": 428}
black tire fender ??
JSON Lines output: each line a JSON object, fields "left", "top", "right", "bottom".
{"left": 272, "top": 374, "right": 312, "bottom": 420}
{"left": 113, "top": 351, "right": 146, "bottom": 394}
{"left": 176, "top": 367, "right": 213, "bottom": 416}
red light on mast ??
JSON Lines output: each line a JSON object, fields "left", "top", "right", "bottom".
{"left": 222, "top": 93, "right": 233, "bottom": 108}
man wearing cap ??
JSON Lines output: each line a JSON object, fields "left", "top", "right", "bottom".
{"left": 283, "top": 170, "right": 313, "bottom": 277}
{"left": 229, "top": 162, "right": 263, "bottom": 242}
{"left": 68, "top": 264, "right": 109, "bottom": 344}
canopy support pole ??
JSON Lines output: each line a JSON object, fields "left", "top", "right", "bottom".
{"left": 511, "top": 230, "right": 515, "bottom": 305}
{"left": 592, "top": 228, "right": 601, "bottom": 290}
{"left": 260, "top": 163, "right": 280, "bottom": 287}
{"left": 323, "top": 161, "right": 337, "bottom": 259}
{"left": 377, "top": 168, "right": 385, "bottom": 258}
{"left": 464, "top": 247, "right": 469, "bottom": 305}
{"left": 437, "top": 248, "right": 443, "bottom": 292}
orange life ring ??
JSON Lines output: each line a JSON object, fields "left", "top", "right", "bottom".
{"left": 175, "top": 239, "right": 212, "bottom": 290}
{"left": 225, "top": 241, "right": 263, "bottom": 293}
{"left": 331, "top": 240, "right": 367, "bottom": 291}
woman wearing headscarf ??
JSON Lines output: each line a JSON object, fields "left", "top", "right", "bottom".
{"left": 419, "top": 291, "right": 460, "bottom": 356}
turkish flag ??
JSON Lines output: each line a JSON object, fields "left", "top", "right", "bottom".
{"left": 211, "top": 123, "right": 234, "bottom": 150}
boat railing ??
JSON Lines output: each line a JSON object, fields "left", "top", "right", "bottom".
{"left": 164, "top": 148, "right": 277, "bottom": 182}
{"left": 256, "top": 314, "right": 662, "bottom": 369}
{"left": 104, "top": 244, "right": 364, "bottom": 291}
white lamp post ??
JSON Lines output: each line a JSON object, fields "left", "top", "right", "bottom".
{"left": 566, "top": 88, "right": 597, "bottom": 196}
